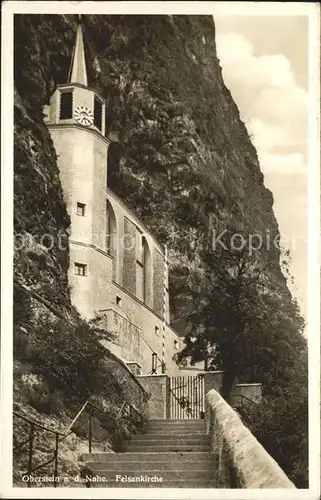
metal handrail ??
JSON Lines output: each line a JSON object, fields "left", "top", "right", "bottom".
{"left": 101, "top": 309, "right": 166, "bottom": 376}
{"left": 233, "top": 394, "right": 258, "bottom": 407}
{"left": 13, "top": 398, "right": 145, "bottom": 488}
{"left": 65, "top": 400, "right": 89, "bottom": 433}
{"left": 169, "top": 384, "right": 193, "bottom": 417}
{"left": 13, "top": 411, "right": 66, "bottom": 436}
{"left": 232, "top": 394, "right": 259, "bottom": 426}
{"left": 13, "top": 411, "right": 63, "bottom": 488}
{"left": 99, "top": 308, "right": 141, "bottom": 331}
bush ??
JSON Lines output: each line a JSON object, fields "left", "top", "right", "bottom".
{"left": 239, "top": 390, "right": 308, "bottom": 488}
{"left": 15, "top": 310, "right": 126, "bottom": 411}
{"left": 28, "top": 384, "right": 64, "bottom": 415}
{"left": 29, "top": 314, "right": 107, "bottom": 401}
{"left": 13, "top": 285, "right": 32, "bottom": 329}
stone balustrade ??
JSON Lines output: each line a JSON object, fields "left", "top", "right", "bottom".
{"left": 206, "top": 388, "right": 296, "bottom": 488}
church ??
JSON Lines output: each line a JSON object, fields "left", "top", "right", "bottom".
{"left": 44, "top": 23, "right": 186, "bottom": 377}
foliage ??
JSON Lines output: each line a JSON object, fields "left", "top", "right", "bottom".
{"left": 13, "top": 285, "right": 33, "bottom": 329}
{"left": 238, "top": 388, "right": 308, "bottom": 487}
{"left": 14, "top": 304, "right": 121, "bottom": 408}
{"left": 176, "top": 227, "right": 308, "bottom": 486}
{"left": 24, "top": 381, "right": 64, "bottom": 415}
{"left": 88, "top": 314, "right": 117, "bottom": 343}
{"left": 13, "top": 14, "right": 308, "bottom": 487}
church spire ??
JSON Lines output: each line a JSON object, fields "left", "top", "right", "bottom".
{"left": 68, "top": 21, "right": 88, "bottom": 86}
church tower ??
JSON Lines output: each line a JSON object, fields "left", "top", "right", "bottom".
{"left": 46, "top": 22, "right": 113, "bottom": 319}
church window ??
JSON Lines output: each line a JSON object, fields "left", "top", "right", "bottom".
{"left": 142, "top": 237, "right": 150, "bottom": 303}
{"left": 59, "top": 91, "right": 73, "bottom": 120}
{"left": 75, "top": 262, "right": 87, "bottom": 276}
{"left": 106, "top": 200, "right": 117, "bottom": 257}
{"left": 94, "top": 96, "right": 103, "bottom": 131}
{"left": 116, "top": 295, "right": 122, "bottom": 306}
{"left": 76, "top": 202, "right": 86, "bottom": 216}
{"left": 155, "top": 326, "right": 160, "bottom": 336}
{"left": 174, "top": 339, "right": 179, "bottom": 350}
{"left": 106, "top": 200, "right": 117, "bottom": 280}
{"left": 136, "top": 234, "right": 151, "bottom": 304}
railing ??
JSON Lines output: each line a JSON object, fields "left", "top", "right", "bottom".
{"left": 151, "top": 351, "right": 166, "bottom": 374}
{"left": 169, "top": 375, "right": 205, "bottom": 420}
{"left": 13, "top": 399, "right": 145, "bottom": 488}
{"left": 231, "top": 393, "right": 259, "bottom": 426}
{"left": 100, "top": 309, "right": 168, "bottom": 376}
{"left": 99, "top": 308, "right": 142, "bottom": 346}
{"left": 232, "top": 393, "right": 259, "bottom": 408}
{"left": 13, "top": 411, "right": 64, "bottom": 488}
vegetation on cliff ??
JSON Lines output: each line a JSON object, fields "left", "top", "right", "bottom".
{"left": 13, "top": 283, "right": 147, "bottom": 485}
{"left": 175, "top": 228, "right": 308, "bottom": 486}
{"left": 13, "top": 14, "right": 307, "bottom": 487}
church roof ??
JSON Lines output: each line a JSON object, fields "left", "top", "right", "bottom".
{"left": 68, "top": 24, "right": 88, "bottom": 86}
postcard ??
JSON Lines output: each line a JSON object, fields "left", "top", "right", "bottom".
{"left": 1, "top": 2, "right": 320, "bottom": 499}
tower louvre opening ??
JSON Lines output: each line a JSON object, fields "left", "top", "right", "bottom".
{"left": 59, "top": 91, "right": 73, "bottom": 120}
{"left": 94, "top": 96, "right": 103, "bottom": 131}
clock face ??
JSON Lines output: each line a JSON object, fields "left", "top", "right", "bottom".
{"left": 74, "top": 106, "right": 94, "bottom": 127}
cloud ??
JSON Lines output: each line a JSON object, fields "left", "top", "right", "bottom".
{"left": 216, "top": 33, "right": 308, "bottom": 156}
{"left": 213, "top": 16, "right": 309, "bottom": 90}
{"left": 260, "top": 152, "right": 306, "bottom": 175}
{"left": 247, "top": 119, "right": 307, "bottom": 162}
{"left": 217, "top": 34, "right": 296, "bottom": 89}
{"left": 215, "top": 28, "right": 308, "bottom": 315}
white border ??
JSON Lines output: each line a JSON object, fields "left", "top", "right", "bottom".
{"left": 1, "top": 2, "right": 320, "bottom": 500}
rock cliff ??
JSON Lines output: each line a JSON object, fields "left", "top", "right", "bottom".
{"left": 15, "top": 13, "right": 282, "bottom": 322}
{"left": 13, "top": 13, "right": 307, "bottom": 488}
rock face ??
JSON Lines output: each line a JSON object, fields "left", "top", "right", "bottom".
{"left": 14, "top": 14, "right": 282, "bottom": 326}
{"left": 12, "top": 15, "right": 307, "bottom": 489}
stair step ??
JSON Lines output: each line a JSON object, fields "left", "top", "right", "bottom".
{"left": 129, "top": 437, "right": 208, "bottom": 445}
{"left": 85, "top": 459, "right": 215, "bottom": 471}
{"left": 131, "top": 433, "right": 207, "bottom": 440}
{"left": 142, "top": 430, "right": 207, "bottom": 436}
{"left": 147, "top": 422, "right": 206, "bottom": 426}
{"left": 126, "top": 444, "right": 210, "bottom": 452}
{"left": 147, "top": 424, "right": 206, "bottom": 430}
{"left": 148, "top": 418, "right": 205, "bottom": 425}
{"left": 81, "top": 451, "right": 213, "bottom": 462}
{"left": 83, "top": 469, "right": 214, "bottom": 480}
{"left": 148, "top": 421, "right": 205, "bottom": 426}
{"left": 145, "top": 429, "right": 206, "bottom": 435}
{"left": 89, "top": 478, "right": 217, "bottom": 488}
{"left": 147, "top": 420, "right": 205, "bottom": 429}
{"left": 82, "top": 417, "right": 214, "bottom": 487}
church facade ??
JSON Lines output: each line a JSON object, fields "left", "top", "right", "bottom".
{"left": 44, "top": 24, "right": 182, "bottom": 376}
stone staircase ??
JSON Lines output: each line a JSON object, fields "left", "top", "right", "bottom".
{"left": 82, "top": 419, "right": 217, "bottom": 488}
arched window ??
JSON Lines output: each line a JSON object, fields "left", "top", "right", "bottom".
{"left": 107, "top": 142, "right": 122, "bottom": 188}
{"left": 136, "top": 234, "right": 151, "bottom": 305}
{"left": 106, "top": 200, "right": 117, "bottom": 280}
{"left": 142, "top": 236, "right": 151, "bottom": 304}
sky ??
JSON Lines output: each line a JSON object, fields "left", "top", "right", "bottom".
{"left": 213, "top": 15, "right": 309, "bottom": 318}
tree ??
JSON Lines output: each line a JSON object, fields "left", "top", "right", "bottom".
{"left": 176, "top": 227, "right": 306, "bottom": 400}
{"left": 174, "top": 227, "right": 308, "bottom": 486}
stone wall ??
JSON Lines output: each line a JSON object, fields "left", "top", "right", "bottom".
{"left": 230, "top": 383, "right": 262, "bottom": 406}
{"left": 49, "top": 126, "right": 112, "bottom": 320}
{"left": 107, "top": 188, "right": 169, "bottom": 322}
{"left": 103, "top": 282, "right": 181, "bottom": 375}
{"left": 102, "top": 348, "right": 149, "bottom": 414}
{"left": 138, "top": 375, "right": 170, "bottom": 419}
{"left": 206, "top": 389, "right": 296, "bottom": 488}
